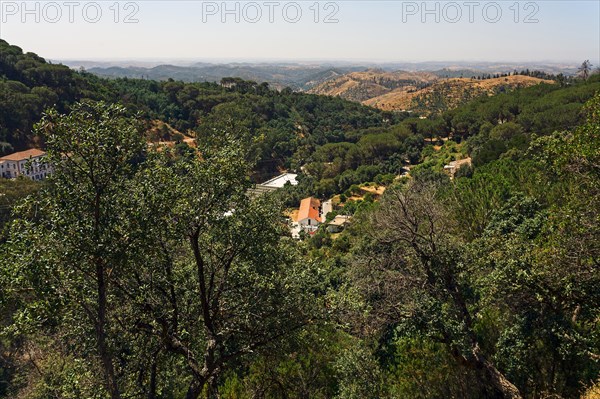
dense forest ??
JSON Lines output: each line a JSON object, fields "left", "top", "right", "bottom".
{"left": 0, "top": 39, "right": 394, "bottom": 180}
{"left": 1, "top": 40, "right": 599, "bottom": 398}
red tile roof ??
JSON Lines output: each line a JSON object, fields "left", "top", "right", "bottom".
{"left": 0, "top": 149, "right": 46, "bottom": 161}
{"left": 298, "top": 197, "right": 321, "bottom": 222}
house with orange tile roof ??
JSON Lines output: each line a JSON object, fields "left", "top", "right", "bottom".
{"left": 0, "top": 149, "right": 52, "bottom": 180}
{"left": 298, "top": 197, "right": 321, "bottom": 232}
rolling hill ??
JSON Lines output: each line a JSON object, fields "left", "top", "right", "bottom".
{"left": 363, "top": 75, "right": 553, "bottom": 113}
{"left": 306, "top": 69, "right": 439, "bottom": 102}
{"left": 307, "top": 68, "right": 553, "bottom": 114}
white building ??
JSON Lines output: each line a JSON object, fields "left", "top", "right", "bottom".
{"left": 321, "top": 199, "right": 333, "bottom": 222}
{"left": 248, "top": 173, "right": 299, "bottom": 198}
{"left": 0, "top": 149, "right": 52, "bottom": 180}
{"left": 298, "top": 197, "right": 321, "bottom": 232}
{"left": 261, "top": 173, "right": 298, "bottom": 188}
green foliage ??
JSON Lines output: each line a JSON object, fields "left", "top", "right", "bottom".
{"left": 468, "top": 194, "right": 599, "bottom": 397}
{"left": 328, "top": 95, "right": 600, "bottom": 398}
{"left": 4, "top": 101, "right": 323, "bottom": 398}
{"left": 412, "top": 76, "right": 592, "bottom": 170}
{"left": 0, "top": 40, "right": 110, "bottom": 148}
{"left": 218, "top": 327, "right": 353, "bottom": 399}
{"left": 0, "top": 178, "right": 41, "bottom": 237}
{"left": 333, "top": 344, "right": 383, "bottom": 399}
{"left": 386, "top": 336, "right": 484, "bottom": 398}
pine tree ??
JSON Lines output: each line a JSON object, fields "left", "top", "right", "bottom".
{"left": 578, "top": 60, "right": 593, "bottom": 80}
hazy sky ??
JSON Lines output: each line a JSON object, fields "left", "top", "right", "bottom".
{"left": 1, "top": 1, "right": 599, "bottom": 63}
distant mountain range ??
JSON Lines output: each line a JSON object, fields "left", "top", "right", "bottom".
{"left": 79, "top": 63, "right": 366, "bottom": 91}
{"left": 61, "top": 60, "right": 576, "bottom": 113}
{"left": 62, "top": 60, "right": 579, "bottom": 93}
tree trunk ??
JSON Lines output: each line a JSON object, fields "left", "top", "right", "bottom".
{"left": 444, "top": 271, "right": 522, "bottom": 398}
{"left": 185, "top": 379, "right": 204, "bottom": 399}
{"left": 148, "top": 349, "right": 159, "bottom": 399}
{"left": 183, "top": 338, "right": 220, "bottom": 399}
{"left": 96, "top": 260, "right": 120, "bottom": 399}
{"left": 472, "top": 344, "right": 522, "bottom": 399}
{"left": 92, "top": 187, "right": 120, "bottom": 399}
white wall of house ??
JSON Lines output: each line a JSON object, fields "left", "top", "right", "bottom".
{"left": 298, "top": 217, "right": 319, "bottom": 227}
{"left": 298, "top": 217, "right": 320, "bottom": 232}
{"left": 321, "top": 199, "right": 332, "bottom": 221}
{"left": 0, "top": 156, "right": 52, "bottom": 180}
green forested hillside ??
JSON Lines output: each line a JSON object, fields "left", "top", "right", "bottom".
{"left": 292, "top": 73, "right": 600, "bottom": 201}
{"left": 0, "top": 39, "right": 393, "bottom": 180}
{"left": 304, "top": 93, "right": 600, "bottom": 398}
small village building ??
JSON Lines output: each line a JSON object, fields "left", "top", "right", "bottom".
{"left": 297, "top": 197, "right": 321, "bottom": 231}
{"left": 261, "top": 173, "right": 298, "bottom": 188}
{"left": 0, "top": 149, "right": 52, "bottom": 180}
{"left": 326, "top": 215, "right": 351, "bottom": 233}
{"left": 321, "top": 199, "right": 333, "bottom": 222}
{"left": 443, "top": 157, "right": 472, "bottom": 179}
{"left": 248, "top": 173, "right": 298, "bottom": 198}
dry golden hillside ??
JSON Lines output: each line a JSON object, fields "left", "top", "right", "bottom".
{"left": 307, "top": 69, "right": 438, "bottom": 102}
{"left": 363, "top": 75, "right": 553, "bottom": 113}
{"left": 146, "top": 120, "right": 196, "bottom": 147}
